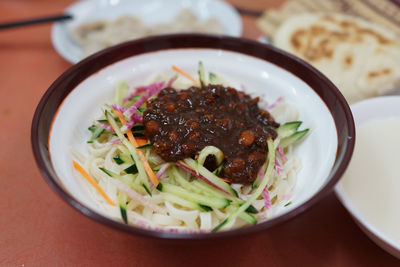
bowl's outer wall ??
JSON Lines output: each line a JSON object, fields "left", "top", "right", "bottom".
{"left": 32, "top": 34, "right": 355, "bottom": 240}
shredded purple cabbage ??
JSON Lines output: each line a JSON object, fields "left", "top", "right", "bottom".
{"left": 123, "top": 81, "right": 165, "bottom": 118}
{"left": 111, "top": 104, "right": 127, "bottom": 114}
{"left": 267, "top": 96, "right": 284, "bottom": 110}
{"left": 95, "top": 121, "right": 115, "bottom": 133}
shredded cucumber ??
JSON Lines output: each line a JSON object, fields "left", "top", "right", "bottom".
{"left": 105, "top": 110, "right": 151, "bottom": 195}
{"left": 157, "top": 182, "right": 231, "bottom": 210}
{"left": 197, "top": 146, "right": 224, "bottom": 167}
{"left": 183, "top": 158, "right": 238, "bottom": 197}
{"left": 118, "top": 191, "right": 128, "bottom": 224}
{"left": 279, "top": 129, "right": 309, "bottom": 148}
{"left": 99, "top": 167, "right": 144, "bottom": 194}
{"left": 198, "top": 61, "right": 205, "bottom": 86}
{"left": 213, "top": 138, "right": 276, "bottom": 232}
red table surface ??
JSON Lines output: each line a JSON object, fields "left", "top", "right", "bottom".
{"left": 0, "top": 0, "right": 398, "bottom": 266}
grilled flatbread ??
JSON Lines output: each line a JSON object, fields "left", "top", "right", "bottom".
{"left": 274, "top": 13, "right": 400, "bottom": 103}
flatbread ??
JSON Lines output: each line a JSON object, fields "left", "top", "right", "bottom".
{"left": 273, "top": 13, "right": 400, "bottom": 103}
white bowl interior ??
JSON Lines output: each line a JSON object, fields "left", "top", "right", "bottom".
{"left": 336, "top": 96, "right": 400, "bottom": 258}
{"left": 52, "top": 0, "right": 242, "bottom": 63}
{"left": 49, "top": 48, "right": 338, "bottom": 226}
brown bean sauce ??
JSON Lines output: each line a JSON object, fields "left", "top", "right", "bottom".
{"left": 143, "top": 85, "right": 279, "bottom": 184}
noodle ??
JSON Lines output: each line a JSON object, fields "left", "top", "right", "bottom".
{"left": 72, "top": 69, "right": 305, "bottom": 232}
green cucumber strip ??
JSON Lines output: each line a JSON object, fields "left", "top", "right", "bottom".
{"left": 226, "top": 206, "right": 257, "bottom": 224}
{"left": 156, "top": 182, "right": 163, "bottom": 191}
{"left": 105, "top": 110, "right": 151, "bottom": 195}
{"left": 191, "top": 180, "right": 256, "bottom": 215}
{"left": 245, "top": 205, "right": 259, "bottom": 214}
{"left": 212, "top": 139, "right": 276, "bottom": 232}
{"left": 213, "top": 218, "right": 228, "bottom": 232}
{"left": 277, "top": 121, "right": 302, "bottom": 139}
{"left": 113, "top": 153, "right": 134, "bottom": 165}
{"left": 158, "top": 182, "right": 230, "bottom": 209}
{"left": 213, "top": 165, "right": 223, "bottom": 176}
{"left": 136, "top": 143, "right": 153, "bottom": 150}
{"left": 198, "top": 204, "right": 213, "bottom": 212}
{"left": 183, "top": 158, "right": 237, "bottom": 197}
{"left": 197, "top": 146, "right": 224, "bottom": 167}
{"left": 97, "top": 119, "right": 109, "bottom": 124}
{"left": 114, "top": 81, "right": 129, "bottom": 105}
{"left": 239, "top": 212, "right": 257, "bottom": 224}
{"left": 115, "top": 154, "right": 134, "bottom": 165}
{"left": 99, "top": 167, "right": 144, "bottom": 193}
{"left": 192, "top": 181, "right": 257, "bottom": 214}
{"left": 160, "top": 192, "right": 212, "bottom": 212}
{"left": 118, "top": 191, "right": 128, "bottom": 224}
{"left": 137, "top": 107, "right": 146, "bottom": 113}
{"left": 87, "top": 125, "right": 104, "bottom": 143}
{"left": 142, "top": 184, "right": 152, "bottom": 196}
{"left": 192, "top": 180, "right": 223, "bottom": 198}
{"left": 118, "top": 146, "right": 135, "bottom": 164}
{"left": 172, "top": 167, "right": 204, "bottom": 195}
{"left": 160, "top": 192, "right": 200, "bottom": 210}
{"left": 279, "top": 129, "right": 309, "bottom": 148}
{"left": 198, "top": 61, "right": 205, "bottom": 86}
{"left": 209, "top": 72, "right": 217, "bottom": 83}
{"left": 120, "top": 206, "right": 128, "bottom": 224}
{"left": 113, "top": 155, "right": 125, "bottom": 165}
{"left": 124, "top": 164, "right": 138, "bottom": 174}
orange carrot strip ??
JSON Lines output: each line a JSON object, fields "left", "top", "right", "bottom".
{"left": 113, "top": 109, "right": 159, "bottom": 186}
{"left": 72, "top": 161, "right": 116, "bottom": 206}
{"left": 219, "top": 177, "right": 231, "bottom": 184}
{"left": 136, "top": 138, "right": 149, "bottom": 147}
{"left": 172, "top": 65, "right": 197, "bottom": 84}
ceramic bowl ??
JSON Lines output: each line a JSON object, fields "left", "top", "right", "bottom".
{"left": 32, "top": 34, "right": 355, "bottom": 239}
{"left": 336, "top": 96, "right": 400, "bottom": 258}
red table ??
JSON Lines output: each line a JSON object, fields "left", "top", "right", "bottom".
{"left": 0, "top": 0, "right": 398, "bottom": 265}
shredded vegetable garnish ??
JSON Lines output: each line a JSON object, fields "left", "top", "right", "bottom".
{"left": 172, "top": 65, "right": 197, "bottom": 84}
{"left": 277, "top": 145, "right": 287, "bottom": 162}
{"left": 112, "top": 109, "right": 159, "bottom": 187}
{"left": 72, "top": 63, "right": 309, "bottom": 233}
{"left": 72, "top": 161, "right": 116, "bottom": 206}
{"left": 267, "top": 96, "right": 284, "bottom": 110}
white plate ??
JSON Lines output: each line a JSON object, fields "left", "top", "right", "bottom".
{"left": 51, "top": 0, "right": 242, "bottom": 63}
{"left": 335, "top": 96, "right": 400, "bottom": 259}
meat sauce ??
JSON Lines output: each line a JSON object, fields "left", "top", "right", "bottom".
{"left": 143, "top": 85, "right": 279, "bottom": 184}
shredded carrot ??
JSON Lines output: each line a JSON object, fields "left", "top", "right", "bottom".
{"left": 72, "top": 161, "right": 116, "bottom": 206}
{"left": 172, "top": 65, "right": 197, "bottom": 84}
{"left": 112, "top": 109, "right": 159, "bottom": 186}
{"left": 136, "top": 137, "right": 149, "bottom": 147}
{"left": 219, "top": 177, "right": 231, "bottom": 183}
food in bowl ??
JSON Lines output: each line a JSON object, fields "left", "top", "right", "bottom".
{"left": 273, "top": 13, "right": 400, "bottom": 104}
{"left": 71, "top": 9, "right": 224, "bottom": 58}
{"left": 71, "top": 63, "right": 309, "bottom": 232}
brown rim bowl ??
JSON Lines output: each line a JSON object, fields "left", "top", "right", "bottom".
{"left": 31, "top": 34, "right": 355, "bottom": 240}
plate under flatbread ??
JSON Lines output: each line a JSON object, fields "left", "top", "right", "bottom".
{"left": 274, "top": 13, "right": 400, "bottom": 103}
